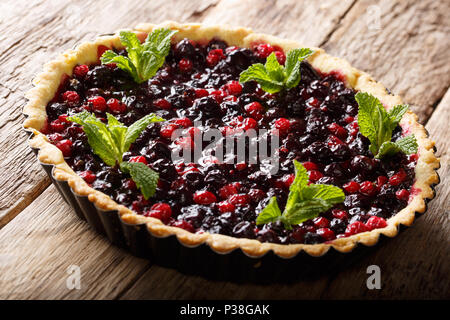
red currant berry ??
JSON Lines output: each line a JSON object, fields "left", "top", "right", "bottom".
{"left": 88, "top": 96, "right": 107, "bottom": 112}
{"left": 154, "top": 98, "right": 171, "bottom": 110}
{"left": 195, "top": 88, "right": 209, "bottom": 98}
{"left": 173, "top": 117, "right": 192, "bottom": 128}
{"left": 244, "top": 102, "right": 264, "bottom": 120}
{"left": 219, "top": 184, "right": 239, "bottom": 199}
{"left": 328, "top": 123, "right": 347, "bottom": 139}
{"left": 73, "top": 64, "right": 89, "bottom": 78}
{"left": 79, "top": 170, "right": 96, "bottom": 184}
{"left": 50, "top": 119, "right": 66, "bottom": 132}
{"left": 160, "top": 123, "right": 179, "bottom": 139}
{"left": 178, "top": 58, "right": 193, "bottom": 73}
{"left": 223, "top": 80, "right": 242, "bottom": 96}
{"left": 309, "top": 170, "right": 323, "bottom": 182}
{"left": 343, "top": 181, "right": 360, "bottom": 194}
{"left": 228, "top": 194, "right": 250, "bottom": 206}
{"left": 62, "top": 91, "right": 80, "bottom": 104}
{"left": 302, "top": 161, "right": 318, "bottom": 171}
{"left": 332, "top": 209, "right": 348, "bottom": 220}
{"left": 107, "top": 98, "right": 127, "bottom": 114}
{"left": 360, "top": 181, "right": 377, "bottom": 196}
{"left": 365, "top": 216, "right": 387, "bottom": 230}
{"left": 317, "top": 228, "right": 335, "bottom": 241}
{"left": 313, "top": 217, "right": 329, "bottom": 228}
{"left": 345, "top": 221, "right": 369, "bottom": 236}
{"left": 193, "top": 191, "right": 217, "bottom": 205}
{"left": 274, "top": 118, "right": 290, "bottom": 134}
{"left": 56, "top": 139, "right": 72, "bottom": 157}
{"left": 129, "top": 156, "right": 147, "bottom": 165}
{"left": 206, "top": 49, "right": 225, "bottom": 67}
{"left": 395, "top": 189, "right": 410, "bottom": 201}
{"left": 171, "top": 220, "right": 194, "bottom": 232}
{"left": 254, "top": 43, "right": 274, "bottom": 59}
{"left": 274, "top": 51, "right": 286, "bottom": 65}
{"left": 217, "top": 201, "right": 236, "bottom": 213}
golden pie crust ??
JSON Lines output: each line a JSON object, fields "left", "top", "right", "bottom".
{"left": 23, "top": 21, "right": 440, "bottom": 258}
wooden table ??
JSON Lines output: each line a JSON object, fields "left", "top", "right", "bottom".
{"left": 0, "top": 0, "right": 448, "bottom": 299}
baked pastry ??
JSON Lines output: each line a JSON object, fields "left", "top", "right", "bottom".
{"left": 23, "top": 21, "right": 440, "bottom": 259}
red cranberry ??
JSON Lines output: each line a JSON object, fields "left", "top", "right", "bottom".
{"left": 328, "top": 123, "right": 347, "bottom": 138}
{"left": 282, "top": 174, "right": 295, "bottom": 188}
{"left": 48, "top": 133, "right": 63, "bottom": 142}
{"left": 178, "top": 58, "right": 193, "bottom": 73}
{"left": 345, "top": 221, "right": 369, "bottom": 236}
{"left": 175, "top": 136, "right": 194, "bottom": 150}
{"left": 73, "top": 64, "right": 89, "bottom": 78}
{"left": 274, "top": 51, "right": 286, "bottom": 65}
{"left": 396, "top": 189, "right": 410, "bottom": 201}
{"left": 50, "top": 119, "right": 66, "bottom": 132}
{"left": 313, "top": 217, "right": 329, "bottom": 228}
{"left": 107, "top": 98, "right": 127, "bottom": 114}
{"left": 332, "top": 209, "right": 348, "bottom": 220}
{"left": 154, "top": 98, "right": 171, "bottom": 110}
{"left": 248, "top": 188, "right": 266, "bottom": 202}
{"left": 309, "top": 170, "right": 323, "bottom": 182}
{"left": 217, "top": 201, "right": 236, "bottom": 213}
{"left": 389, "top": 170, "right": 406, "bottom": 186}
{"left": 129, "top": 156, "right": 147, "bottom": 165}
{"left": 62, "top": 91, "right": 80, "bottom": 104}
{"left": 254, "top": 43, "right": 274, "bottom": 59}
{"left": 219, "top": 184, "right": 239, "bottom": 199}
{"left": 235, "top": 162, "right": 247, "bottom": 171}
{"left": 302, "top": 161, "right": 318, "bottom": 171}
{"left": 89, "top": 96, "right": 107, "bottom": 112}
{"left": 366, "top": 216, "right": 387, "bottom": 230}
{"left": 360, "top": 181, "right": 377, "bottom": 196}
{"left": 171, "top": 220, "right": 194, "bottom": 232}
{"left": 79, "top": 170, "right": 96, "bottom": 184}
{"left": 228, "top": 194, "right": 250, "bottom": 206}
{"left": 317, "top": 228, "right": 335, "bottom": 241}
{"left": 56, "top": 139, "right": 72, "bottom": 157}
{"left": 343, "top": 181, "right": 360, "bottom": 194}
{"left": 145, "top": 203, "right": 172, "bottom": 223}
{"left": 376, "top": 176, "right": 388, "bottom": 188}
{"left": 160, "top": 123, "right": 179, "bottom": 139}
{"left": 195, "top": 89, "right": 209, "bottom": 98}
{"left": 210, "top": 89, "right": 227, "bottom": 103}
{"left": 173, "top": 117, "right": 192, "bottom": 128}
{"left": 206, "top": 49, "right": 225, "bottom": 67}
{"left": 193, "top": 190, "right": 217, "bottom": 205}
{"left": 274, "top": 118, "right": 290, "bottom": 135}
{"left": 244, "top": 102, "right": 264, "bottom": 120}
{"left": 344, "top": 116, "right": 354, "bottom": 124}
{"left": 223, "top": 80, "right": 242, "bottom": 96}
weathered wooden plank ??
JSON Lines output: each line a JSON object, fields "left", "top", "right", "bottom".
{"left": 119, "top": 264, "right": 330, "bottom": 299}
{"left": 202, "top": 0, "right": 356, "bottom": 46}
{"left": 0, "top": 185, "right": 151, "bottom": 299}
{"left": 323, "top": 0, "right": 450, "bottom": 123}
{"left": 0, "top": 0, "right": 219, "bottom": 227}
{"left": 320, "top": 88, "right": 450, "bottom": 299}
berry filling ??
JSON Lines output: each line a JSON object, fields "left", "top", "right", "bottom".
{"left": 43, "top": 38, "right": 417, "bottom": 244}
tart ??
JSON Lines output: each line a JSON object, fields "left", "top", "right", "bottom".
{"left": 23, "top": 21, "right": 439, "bottom": 260}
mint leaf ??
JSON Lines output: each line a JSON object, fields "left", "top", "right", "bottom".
{"left": 255, "top": 197, "right": 282, "bottom": 225}
{"left": 120, "top": 162, "right": 159, "bottom": 200}
{"left": 355, "top": 92, "right": 417, "bottom": 158}
{"left": 256, "top": 161, "right": 345, "bottom": 230}
{"left": 239, "top": 63, "right": 284, "bottom": 93}
{"left": 68, "top": 112, "right": 120, "bottom": 166}
{"left": 284, "top": 48, "right": 314, "bottom": 88}
{"left": 282, "top": 198, "right": 331, "bottom": 227}
{"left": 377, "top": 135, "right": 418, "bottom": 159}
{"left": 106, "top": 113, "right": 127, "bottom": 155}
{"left": 100, "top": 50, "right": 140, "bottom": 83}
{"left": 101, "top": 28, "right": 178, "bottom": 83}
{"left": 301, "top": 183, "right": 345, "bottom": 205}
{"left": 123, "top": 113, "right": 165, "bottom": 153}
{"left": 387, "top": 104, "right": 409, "bottom": 129}
{"left": 239, "top": 47, "right": 314, "bottom": 93}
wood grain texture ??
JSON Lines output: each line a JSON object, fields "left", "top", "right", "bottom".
{"left": 323, "top": 0, "right": 450, "bottom": 123}
{"left": 0, "top": 0, "right": 448, "bottom": 300}
{"left": 202, "top": 0, "right": 356, "bottom": 46}
{"left": 0, "top": 185, "right": 151, "bottom": 299}
{"left": 0, "top": 0, "right": 218, "bottom": 227}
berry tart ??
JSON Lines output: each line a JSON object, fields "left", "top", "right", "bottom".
{"left": 24, "top": 22, "right": 439, "bottom": 268}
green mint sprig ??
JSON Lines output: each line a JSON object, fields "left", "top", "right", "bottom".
{"left": 100, "top": 28, "right": 178, "bottom": 84}
{"left": 68, "top": 111, "right": 165, "bottom": 199}
{"left": 256, "top": 160, "right": 345, "bottom": 229}
{"left": 355, "top": 92, "right": 417, "bottom": 159}
{"left": 239, "top": 48, "right": 314, "bottom": 94}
